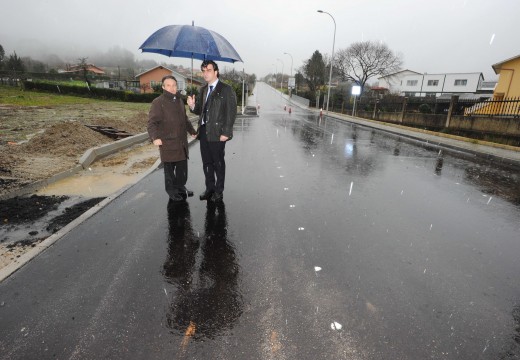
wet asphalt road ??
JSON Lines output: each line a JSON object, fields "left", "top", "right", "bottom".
{"left": 1, "top": 82, "right": 520, "bottom": 359}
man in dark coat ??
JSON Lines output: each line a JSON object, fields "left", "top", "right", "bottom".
{"left": 148, "top": 75, "right": 197, "bottom": 202}
{"left": 187, "top": 60, "right": 237, "bottom": 202}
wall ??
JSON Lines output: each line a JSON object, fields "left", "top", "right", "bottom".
{"left": 356, "top": 110, "right": 520, "bottom": 146}
{"left": 291, "top": 94, "right": 310, "bottom": 107}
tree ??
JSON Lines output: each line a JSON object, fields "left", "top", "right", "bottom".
{"left": 334, "top": 41, "right": 403, "bottom": 92}
{"left": 6, "top": 52, "right": 25, "bottom": 72}
{"left": 294, "top": 71, "right": 305, "bottom": 93}
{"left": 303, "top": 50, "right": 327, "bottom": 93}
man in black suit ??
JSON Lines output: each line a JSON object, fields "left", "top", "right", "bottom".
{"left": 187, "top": 60, "right": 237, "bottom": 202}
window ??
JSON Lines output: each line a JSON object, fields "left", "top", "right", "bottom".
{"left": 454, "top": 79, "right": 467, "bottom": 86}
{"left": 406, "top": 80, "right": 418, "bottom": 86}
{"left": 427, "top": 80, "right": 439, "bottom": 86}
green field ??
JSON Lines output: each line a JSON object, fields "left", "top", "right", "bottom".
{"left": 0, "top": 85, "right": 102, "bottom": 107}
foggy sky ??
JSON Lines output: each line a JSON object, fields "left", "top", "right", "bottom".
{"left": 1, "top": 0, "right": 518, "bottom": 82}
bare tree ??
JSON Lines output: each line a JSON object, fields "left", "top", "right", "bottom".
{"left": 334, "top": 41, "right": 403, "bottom": 92}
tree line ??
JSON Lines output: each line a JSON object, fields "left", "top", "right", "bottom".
{"left": 0, "top": 45, "right": 26, "bottom": 72}
{"left": 0, "top": 44, "right": 256, "bottom": 97}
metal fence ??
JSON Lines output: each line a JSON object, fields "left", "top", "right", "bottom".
{"left": 330, "top": 95, "right": 520, "bottom": 118}
{"left": 463, "top": 97, "right": 520, "bottom": 117}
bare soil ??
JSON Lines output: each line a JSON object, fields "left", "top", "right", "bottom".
{"left": 0, "top": 102, "right": 150, "bottom": 195}
{"left": 0, "top": 101, "right": 155, "bottom": 271}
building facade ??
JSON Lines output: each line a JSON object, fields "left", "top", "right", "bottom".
{"left": 135, "top": 66, "right": 188, "bottom": 94}
{"left": 379, "top": 70, "right": 491, "bottom": 98}
{"left": 492, "top": 54, "right": 520, "bottom": 99}
{"left": 377, "top": 69, "right": 421, "bottom": 94}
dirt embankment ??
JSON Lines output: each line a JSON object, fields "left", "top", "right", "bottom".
{"left": 0, "top": 103, "right": 150, "bottom": 197}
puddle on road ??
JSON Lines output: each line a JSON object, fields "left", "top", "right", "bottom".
{"left": 37, "top": 144, "right": 159, "bottom": 197}
{"left": 38, "top": 172, "right": 142, "bottom": 197}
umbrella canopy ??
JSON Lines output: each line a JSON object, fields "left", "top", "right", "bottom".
{"left": 139, "top": 24, "right": 243, "bottom": 63}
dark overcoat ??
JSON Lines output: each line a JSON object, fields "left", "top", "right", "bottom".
{"left": 147, "top": 91, "right": 197, "bottom": 163}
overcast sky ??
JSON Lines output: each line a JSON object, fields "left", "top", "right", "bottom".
{"left": 1, "top": 0, "right": 518, "bottom": 82}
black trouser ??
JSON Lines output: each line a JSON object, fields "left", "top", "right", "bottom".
{"left": 164, "top": 160, "right": 188, "bottom": 198}
{"left": 199, "top": 125, "right": 226, "bottom": 193}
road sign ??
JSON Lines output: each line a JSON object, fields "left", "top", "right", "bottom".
{"left": 288, "top": 77, "right": 295, "bottom": 89}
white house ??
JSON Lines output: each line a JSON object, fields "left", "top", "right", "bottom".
{"left": 379, "top": 70, "right": 487, "bottom": 97}
{"left": 400, "top": 72, "right": 484, "bottom": 97}
{"left": 377, "top": 69, "right": 421, "bottom": 94}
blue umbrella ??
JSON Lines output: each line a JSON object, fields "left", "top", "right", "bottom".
{"left": 139, "top": 24, "right": 243, "bottom": 63}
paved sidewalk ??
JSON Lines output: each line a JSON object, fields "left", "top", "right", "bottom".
{"left": 283, "top": 93, "right": 520, "bottom": 168}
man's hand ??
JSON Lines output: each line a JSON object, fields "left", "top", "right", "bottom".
{"left": 220, "top": 135, "right": 229, "bottom": 142}
{"left": 153, "top": 139, "right": 162, "bottom": 146}
{"left": 187, "top": 95, "right": 196, "bottom": 109}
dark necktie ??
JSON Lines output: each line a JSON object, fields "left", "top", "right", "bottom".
{"left": 202, "top": 85, "right": 213, "bottom": 125}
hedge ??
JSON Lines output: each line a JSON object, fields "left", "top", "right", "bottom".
{"left": 22, "top": 81, "right": 160, "bottom": 103}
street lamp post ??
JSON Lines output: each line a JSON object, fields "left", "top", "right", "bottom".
{"left": 272, "top": 63, "right": 277, "bottom": 88}
{"left": 276, "top": 58, "right": 284, "bottom": 94}
{"left": 317, "top": 9, "right": 336, "bottom": 115}
{"left": 241, "top": 68, "right": 245, "bottom": 114}
{"left": 283, "top": 52, "right": 293, "bottom": 97}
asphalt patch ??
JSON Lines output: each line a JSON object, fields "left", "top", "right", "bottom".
{"left": 1, "top": 194, "right": 68, "bottom": 225}
{"left": 46, "top": 197, "right": 105, "bottom": 234}
{"left": 1, "top": 195, "right": 105, "bottom": 247}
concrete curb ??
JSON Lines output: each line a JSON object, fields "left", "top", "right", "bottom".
{"left": 0, "top": 132, "right": 150, "bottom": 201}
{"left": 0, "top": 117, "right": 199, "bottom": 201}
{"left": 79, "top": 133, "right": 150, "bottom": 168}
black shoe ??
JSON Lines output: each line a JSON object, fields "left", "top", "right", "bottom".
{"left": 210, "top": 192, "right": 223, "bottom": 202}
{"left": 187, "top": 190, "right": 194, "bottom": 197}
{"left": 199, "top": 190, "right": 214, "bottom": 201}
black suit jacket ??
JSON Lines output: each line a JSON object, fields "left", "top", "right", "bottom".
{"left": 191, "top": 80, "right": 237, "bottom": 142}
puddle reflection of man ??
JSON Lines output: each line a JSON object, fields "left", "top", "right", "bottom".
{"left": 163, "top": 201, "right": 198, "bottom": 290}
{"left": 163, "top": 201, "right": 242, "bottom": 339}
{"left": 148, "top": 75, "right": 197, "bottom": 202}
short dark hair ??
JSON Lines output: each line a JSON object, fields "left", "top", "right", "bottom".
{"left": 161, "top": 75, "right": 177, "bottom": 84}
{"left": 201, "top": 60, "right": 219, "bottom": 78}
